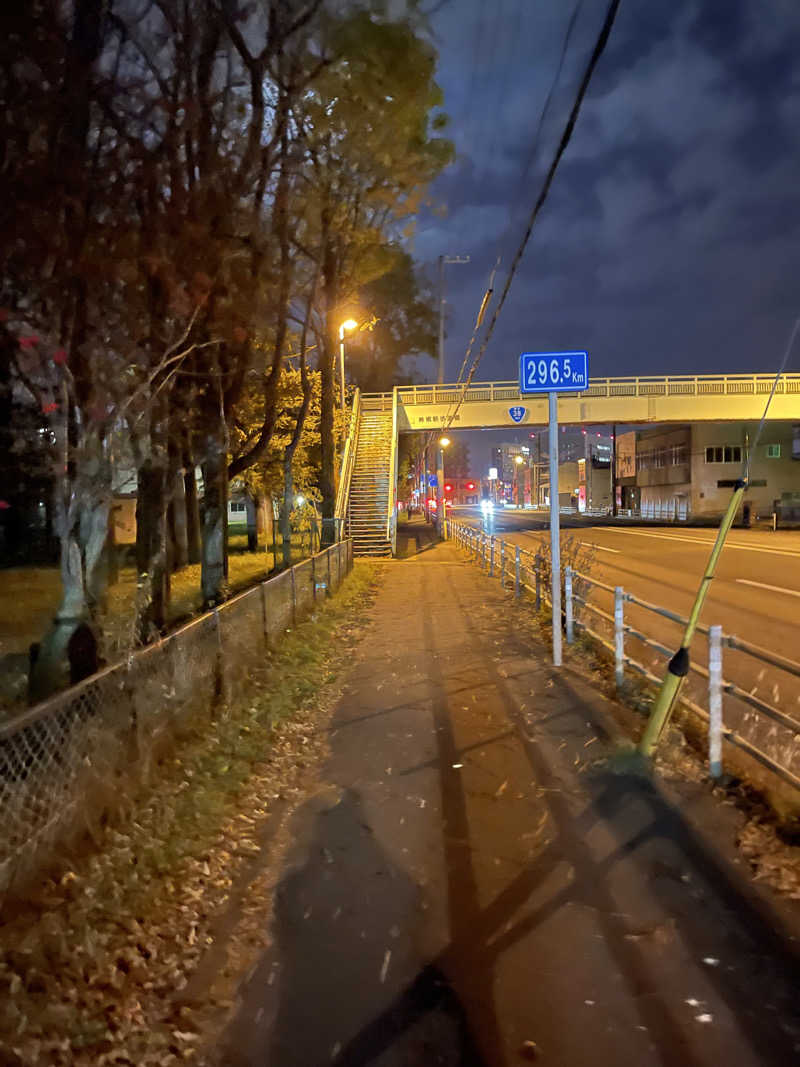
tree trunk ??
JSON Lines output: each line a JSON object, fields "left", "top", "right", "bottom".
{"left": 135, "top": 460, "right": 169, "bottom": 639}
{"left": 246, "top": 491, "right": 258, "bottom": 552}
{"left": 168, "top": 462, "right": 189, "bottom": 572}
{"left": 184, "top": 452, "right": 202, "bottom": 565}
{"left": 201, "top": 422, "right": 228, "bottom": 607}
{"left": 320, "top": 231, "right": 338, "bottom": 545}
{"left": 281, "top": 455, "right": 294, "bottom": 569}
{"left": 29, "top": 465, "right": 110, "bottom": 702}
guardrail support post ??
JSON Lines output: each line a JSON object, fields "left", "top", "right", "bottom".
{"left": 565, "top": 565, "right": 574, "bottom": 644}
{"left": 614, "top": 586, "right": 625, "bottom": 689}
{"left": 515, "top": 546, "right": 521, "bottom": 599}
{"left": 709, "top": 624, "right": 723, "bottom": 779}
{"left": 535, "top": 553, "right": 541, "bottom": 612}
{"left": 489, "top": 536, "right": 495, "bottom": 577}
{"left": 500, "top": 541, "right": 505, "bottom": 587}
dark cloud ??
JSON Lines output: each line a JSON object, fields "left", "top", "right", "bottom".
{"left": 414, "top": 0, "right": 800, "bottom": 381}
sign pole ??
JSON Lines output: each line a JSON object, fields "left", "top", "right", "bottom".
{"left": 548, "top": 390, "right": 562, "bottom": 666}
{"left": 518, "top": 350, "right": 587, "bottom": 669}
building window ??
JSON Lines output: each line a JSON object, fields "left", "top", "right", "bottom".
{"left": 670, "top": 444, "right": 688, "bottom": 466}
{"left": 766, "top": 444, "right": 781, "bottom": 459}
{"left": 230, "top": 501, "right": 246, "bottom": 513}
{"left": 705, "top": 445, "right": 741, "bottom": 464}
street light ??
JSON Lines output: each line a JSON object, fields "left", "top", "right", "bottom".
{"left": 338, "top": 318, "right": 358, "bottom": 409}
{"left": 514, "top": 454, "right": 524, "bottom": 508}
{"left": 436, "top": 436, "right": 450, "bottom": 535}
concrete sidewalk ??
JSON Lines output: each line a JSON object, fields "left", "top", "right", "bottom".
{"left": 218, "top": 533, "right": 800, "bottom": 1067}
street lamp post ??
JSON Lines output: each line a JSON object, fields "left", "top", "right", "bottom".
{"left": 437, "top": 436, "right": 449, "bottom": 535}
{"left": 514, "top": 454, "right": 524, "bottom": 508}
{"left": 338, "top": 318, "right": 358, "bottom": 410}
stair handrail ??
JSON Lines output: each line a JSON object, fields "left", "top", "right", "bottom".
{"left": 386, "top": 386, "right": 399, "bottom": 553}
{"left": 335, "top": 388, "right": 361, "bottom": 540}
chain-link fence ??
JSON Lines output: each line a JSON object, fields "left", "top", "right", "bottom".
{"left": 0, "top": 539, "right": 354, "bottom": 895}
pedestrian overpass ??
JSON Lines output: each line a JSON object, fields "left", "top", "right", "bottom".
{"left": 336, "top": 374, "right": 800, "bottom": 555}
{"left": 397, "top": 372, "right": 800, "bottom": 430}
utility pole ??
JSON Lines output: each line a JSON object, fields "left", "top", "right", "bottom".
{"left": 611, "top": 423, "right": 618, "bottom": 517}
{"left": 437, "top": 254, "right": 470, "bottom": 385}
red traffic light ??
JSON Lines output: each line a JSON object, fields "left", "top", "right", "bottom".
{"left": 444, "top": 483, "right": 453, "bottom": 492}
{"left": 466, "top": 481, "right": 475, "bottom": 489}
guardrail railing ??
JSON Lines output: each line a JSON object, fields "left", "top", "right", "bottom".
{"left": 448, "top": 519, "right": 800, "bottom": 794}
{"left": 387, "top": 387, "right": 399, "bottom": 553}
{"left": 334, "top": 388, "right": 361, "bottom": 541}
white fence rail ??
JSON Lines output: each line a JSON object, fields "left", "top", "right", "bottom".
{"left": 449, "top": 520, "right": 800, "bottom": 793}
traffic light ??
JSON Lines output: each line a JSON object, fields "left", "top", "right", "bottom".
{"left": 466, "top": 481, "right": 475, "bottom": 490}
{"left": 444, "top": 483, "right": 453, "bottom": 492}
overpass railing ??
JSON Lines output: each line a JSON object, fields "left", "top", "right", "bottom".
{"left": 397, "top": 373, "right": 800, "bottom": 406}
{"left": 448, "top": 519, "right": 800, "bottom": 796}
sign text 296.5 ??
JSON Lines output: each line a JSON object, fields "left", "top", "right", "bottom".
{"left": 519, "top": 351, "right": 588, "bottom": 394}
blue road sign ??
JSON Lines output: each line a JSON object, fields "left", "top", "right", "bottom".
{"left": 427, "top": 474, "right": 437, "bottom": 488}
{"left": 519, "top": 351, "right": 588, "bottom": 394}
{"left": 508, "top": 405, "right": 526, "bottom": 423}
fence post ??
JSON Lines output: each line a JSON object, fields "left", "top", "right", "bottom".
{"left": 535, "top": 552, "right": 541, "bottom": 612}
{"left": 290, "top": 566, "right": 297, "bottom": 626}
{"left": 327, "top": 546, "right": 332, "bottom": 596}
{"left": 311, "top": 554, "right": 317, "bottom": 602}
{"left": 515, "top": 546, "right": 521, "bottom": 599}
{"left": 614, "top": 586, "right": 625, "bottom": 689}
{"left": 565, "top": 565, "right": 574, "bottom": 644}
{"left": 500, "top": 541, "right": 506, "bottom": 586}
{"left": 489, "top": 536, "right": 495, "bottom": 577}
{"left": 709, "top": 625, "right": 723, "bottom": 779}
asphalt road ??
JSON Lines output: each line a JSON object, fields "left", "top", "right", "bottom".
{"left": 450, "top": 507, "right": 800, "bottom": 779}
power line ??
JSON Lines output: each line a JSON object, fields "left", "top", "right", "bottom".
{"left": 450, "top": 0, "right": 586, "bottom": 398}
{"left": 508, "top": 0, "right": 586, "bottom": 228}
{"left": 443, "top": 0, "right": 623, "bottom": 430}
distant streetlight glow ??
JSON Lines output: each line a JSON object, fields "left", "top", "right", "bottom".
{"left": 296, "top": 495, "right": 305, "bottom": 506}
{"left": 515, "top": 455, "right": 524, "bottom": 465}
{"left": 439, "top": 436, "right": 450, "bottom": 448}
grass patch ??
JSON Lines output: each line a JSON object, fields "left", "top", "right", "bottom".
{"left": 0, "top": 545, "right": 313, "bottom": 711}
{"left": 0, "top": 561, "right": 381, "bottom": 1065}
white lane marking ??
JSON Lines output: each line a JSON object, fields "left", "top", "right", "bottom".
{"left": 735, "top": 578, "right": 800, "bottom": 599}
{"left": 581, "top": 542, "right": 621, "bottom": 554}
{"left": 599, "top": 528, "right": 800, "bottom": 559}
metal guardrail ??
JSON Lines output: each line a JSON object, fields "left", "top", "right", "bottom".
{"left": 387, "top": 388, "right": 399, "bottom": 552}
{"left": 0, "top": 540, "right": 354, "bottom": 894}
{"left": 448, "top": 519, "right": 800, "bottom": 793}
{"left": 335, "top": 389, "right": 361, "bottom": 540}
{"left": 396, "top": 373, "right": 800, "bottom": 406}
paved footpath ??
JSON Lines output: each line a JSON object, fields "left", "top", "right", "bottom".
{"left": 218, "top": 527, "right": 800, "bottom": 1067}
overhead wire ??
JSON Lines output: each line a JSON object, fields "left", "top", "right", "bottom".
{"left": 450, "top": 0, "right": 585, "bottom": 395}
{"left": 441, "top": 0, "right": 623, "bottom": 434}
{"left": 743, "top": 317, "right": 800, "bottom": 483}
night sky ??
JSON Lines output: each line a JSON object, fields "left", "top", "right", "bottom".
{"left": 415, "top": 0, "right": 800, "bottom": 385}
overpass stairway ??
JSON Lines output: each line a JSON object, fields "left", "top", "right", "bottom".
{"left": 347, "top": 404, "right": 393, "bottom": 557}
